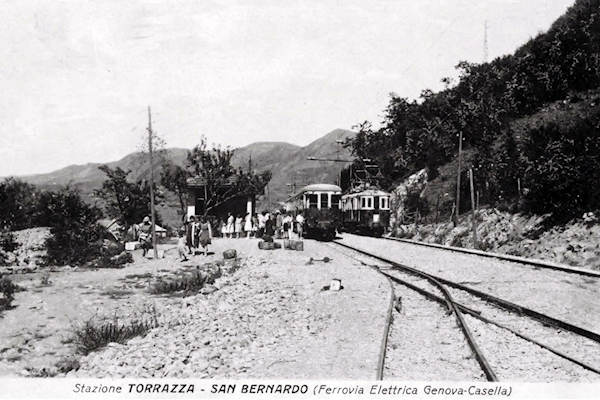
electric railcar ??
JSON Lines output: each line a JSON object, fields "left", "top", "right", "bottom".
{"left": 341, "top": 189, "right": 391, "bottom": 237}
{"left": 285, "top": 184, "right": 342, "bottom": 240}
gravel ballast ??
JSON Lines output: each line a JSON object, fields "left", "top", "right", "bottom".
{"left": 339, "top": 233, "right": 600, "bottom": 335}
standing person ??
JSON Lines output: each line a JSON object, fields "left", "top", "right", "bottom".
{"left": 296, "top": 212, "right": 305, "bottom": 239}
{"left": 198, "top": 217, "right": 212, "bottom": 256}
{"left": 265, "top": 213, "right": 275, "bottom": 237}
{"left": 218, "top": 218, "right": 226, "bottom": 238}
{"left": 257, "top": 211, "right": 266, "bottom": 239}
{"left": 177, "top": 231, "right": 189, "bottom": 261}
{"left": 244, "top": 213, "right": 253, "bottom": 239}
{"left": 226, "top": 213, "right": 235, "bottom": 239}
{"left": 275, "top": 211, "right": 283, "bottom": 239}
{"left": 252, "top": 213, "right": 259, "bottom": 237}
{"left": 235, "top": 214, "right": 243, "bottom": 239}
{"left": 138, "top": 216, "right": 152, "bottom": 257}
{"left": 283, "top": 213, "right": 292, "bottom": 239}
{"left": 186, "top": 216, "right": 199, "bottom": 254}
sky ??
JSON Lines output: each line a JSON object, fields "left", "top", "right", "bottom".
{"left": 1, "top": 0, "right": 575, "bottom": 177}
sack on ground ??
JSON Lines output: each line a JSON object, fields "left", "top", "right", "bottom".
{"left": 223, "top": 249, "right": 237, "bottom": 259}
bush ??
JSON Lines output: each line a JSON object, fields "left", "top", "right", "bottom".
{"left": 0, "top": 230, "right": 19, "bottom": 266}
{"left": 0, "top": 178, "right": 40, "bottom": 231}
{"left": 72, "top": 307, "right": 158, "bottom": 355}
{"left": 150, "top": 269, "right": 209, "bottom": 295}
{"left": 40, "top": 187, "right": 111, "bottom": 267}
{"left": 519, "top": 110, "right": 600, "bottom": 221}
{"left": 0, "top": 275, "right": 19, "bottom": 311}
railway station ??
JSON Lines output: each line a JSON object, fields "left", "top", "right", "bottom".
{"left": 2, "top": 1, "right": 600, "bottom": 397}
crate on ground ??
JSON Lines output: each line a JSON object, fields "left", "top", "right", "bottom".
{"left": 145, "top": 250, "right": 165, "bottom": 259}
{"left": 284, "top": 240, "right": 304, "bottom": 251}
{"left": 125, "top": 241, "right": 141, "bottom": 251}
{"left": 258, "top": 241, "right": 275, "bottom": 250}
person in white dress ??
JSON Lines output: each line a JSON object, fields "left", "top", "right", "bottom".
{"left": 226, "top": 213, "right": 235, "bottom": 238}
{"left": 244, "top": 213, "right": 253, "bottom": 238}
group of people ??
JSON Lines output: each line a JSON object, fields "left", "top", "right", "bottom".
{"left": 178, "top": 215, "right": 212, "bottom": 261}
{"left": 217, "top": 211, "right": 304, "bottom": 240}
{"left": 137, "top": 210, "right": 305, "bottom": 262}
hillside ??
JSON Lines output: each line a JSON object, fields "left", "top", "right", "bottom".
{"left": 346, "top": 0, "right": 600, "bottom": 224}
{"left": 16, "top": 129, "right": 355, "bottom": 226}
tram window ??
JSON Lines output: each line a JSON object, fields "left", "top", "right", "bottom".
{"left": 331, "top": 194, "right": 341, "bottom": 209}
{"left": 320, "top": 193, "right": 329, "bottom": 209}
{"left": 374, "top": 196, "right": 380, "bottom": 210}
{"left": 361, "top": 197, "right": 366, "bottom": 208}
{"left": 380, "top": 197, "right": 389, "bottom": 209}
{"left": 308, "top": 194, "right": 318, "bottom": 208}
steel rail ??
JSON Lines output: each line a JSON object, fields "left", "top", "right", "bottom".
{"left": 383, "top": 267, "right": 600, "bottom": 377}
{"left": 335, "top": 239, "right": 600, "bottom": 344}
{"left": 384, "top": 270, "right": 498, "bottom": 381}
{"left": 373, "top": 267, "right": 396, "bottom": 380}
{"left": 330, "top": 240, "right": 600, "bottom": 377}
{"left": 383, "top": 236, "right": 600, "bottom": 278}
{"left": 324, "top": 241, "right": 495, "bottom": 380}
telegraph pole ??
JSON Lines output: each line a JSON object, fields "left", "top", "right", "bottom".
{"left": 454, "top": 131, "right": 463, "bottom": 226}
{"left": 469, "top": 168, "right": 478, "bottom": 249}
{"left": 147, "top": 107, "right": 158, "bottom": 260}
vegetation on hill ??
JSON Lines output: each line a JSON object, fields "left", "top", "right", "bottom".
{"left": 0, "top": 178, "right": 120, "bottom": 267}
{"left": 346, "top": 0, "right": 600, "bottom": 223}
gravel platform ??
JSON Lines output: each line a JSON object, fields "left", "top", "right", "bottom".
{"left": 56, "top": 238, "right": 392, "bottom": 379}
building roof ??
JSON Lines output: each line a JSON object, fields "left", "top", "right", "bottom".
{"left": 187, "top": 175, "right": 239, "bottom": 188}
{"left": 98, "top": 218, "right": 121, "bottom": 231}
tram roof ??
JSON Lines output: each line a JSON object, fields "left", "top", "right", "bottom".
{"left": 342, "top": 189, "right": 390, "bottom": 199}
{"left": 299, "top": 184, "right": 342, "bottom": 193}
{"left": 287, "top": 183, "right": 342, "bottom": 201}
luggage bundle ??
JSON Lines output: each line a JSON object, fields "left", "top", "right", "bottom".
{"left": 283, "top": 240, "right": 304, "bottom": 251}
{"left": 258, "top": 241, "right": 282, "bottom": 250}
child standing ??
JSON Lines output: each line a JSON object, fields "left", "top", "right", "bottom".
{"left": 177, "top": 232, "right": 189, "bottom": 261}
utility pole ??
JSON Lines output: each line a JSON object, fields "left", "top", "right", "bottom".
{"left": 454, "top": 131, "right": 463, "bottom": 226}
{"left": 469, "top": 168, "right": 478, "bottom": 249}
{"left": 147, "top": 107, "right": 158, "bottom": 260}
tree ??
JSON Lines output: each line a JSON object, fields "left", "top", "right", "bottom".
{"left": 94, "top": 165, "right": 163, "bottom": 239}
{"left": 0, "top": 178, "right": 40, "bottom": 231}
{"left": 187, "top": 136, "right": 272, "bottom": 215}
{"left": 40, "top": 185, "right": 109, "bottom": 266}
{"left": 160, "top": 163, "right": 190, "bottom": 223}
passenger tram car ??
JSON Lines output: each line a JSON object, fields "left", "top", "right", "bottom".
{"left": 285, "top": 184, "right": 342, "bottom": 241}
{"left": 341, "top": 188, "right": 391, "bottom": 237}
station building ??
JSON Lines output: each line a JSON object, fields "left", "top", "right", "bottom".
{"left": 186, "top": 176, "right": 255, "bottom": 221}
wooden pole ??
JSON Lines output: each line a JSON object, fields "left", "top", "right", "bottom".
{"left": 435, "top": 194, "right": 440, "bottom": 224}
{"left": 454, "top": 131, "right": 462, "bottom": 226}
{"left": 469, "top": 168, "right": 478, "bottom": 249}
{"left": 147, "top": 107, "right": 158, "bottom": 260}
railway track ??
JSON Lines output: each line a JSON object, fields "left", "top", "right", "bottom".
{"left": 384, "top": 235, "right": 600, "bottom": 278}
{"left": 327, "top": 239, "right": 600, "bottom": 382}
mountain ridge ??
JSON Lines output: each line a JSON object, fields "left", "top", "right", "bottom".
{"left": 15, "top": 129, "right": 356, "bottom": 225}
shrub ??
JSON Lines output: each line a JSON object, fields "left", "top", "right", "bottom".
{"left": 0, "top": 275, "right": 19, "bottom": 311}
{"left": 0, "top": 230, "right": 19, "bottom": 266}
{"left": 0, "top": 178, "right": 40, "bottom": 231}
{"left": 150, "top": 270, "right": 209, "bottom": 295}
{"left": 72, "top": 307, "right": 158, "bottom": 355}
{"left": 40, "top": 187, "right": 111, "bottom": 267}
{"left": 519, "top": 110, "right": 600, "bottom": 221}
